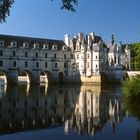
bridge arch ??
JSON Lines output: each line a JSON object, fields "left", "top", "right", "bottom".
{"left": 40, "top": 71, "right": 51, "bottom": 84}
{"left": 19, "top": 70, "right": 33, "bottom": 84}
{"left": 0, "top": 70, "right": 9, "bottom": 84}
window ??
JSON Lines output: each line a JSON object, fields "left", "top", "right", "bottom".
{"left": 55, "top": 63, "right": 57, "bottom": 68}
{"left": 52, "top": 44, "right": 57, "bottom": 50}
{"left": 36, "top": 62, "right": 39, "bottom": 68}
{"left": 45, "top": 62, "right": 47, "bottom": 68}
{"left": 87, "top": 54, "right": 90, "bottom": 58}
{"left": 23, "top": 42, "right": 29, "bottom": 48}
{"left": 0, "top": 40, "right": 4, "bottom": 47}
{"left": 13, "top": 61, "right": 16, "bottom": 67}
{"left": 71, "top": 54, "right": 73, "bottom": 59}
{"left": 118, "top": 56, "right": 120, "bottom": 64}
{"left": 77, "top": 63, "right": 79, "bottom": 69}
{"left": 96, "top": 65, "right": 97, "bottom": 68}
{"left": 35, "top": 52, "right": 38, "bottom": 58}
{"left": 34, "top": 43, "right": 39, "bottom": 49}
{"left": 64, "top": 63, "right": 67, "bottom": 68}
{"left": 45, "top": 53, "right": 47, "bottom": 58}
{"left": 77, "top": 55, "right": 79, "bottom": 59}
{"left": 11, "top": 41, "right": 17, "bottom": 47}
{"left": 64, "top": 54, "right": 66, "bottom": 59}
{"left": 87, "top": 62, "right": 90, "bottom": 68}
{"left": 96, "top": 56, "right": 97, "bottom": 59}
{"left": 0, "top": 61, "right": 3, "bottom": 67}
{"left": 25, "top": 52, "right": 28, "bottom": 57}
{"left": 13, "top": 51, "right": 16, "bottom": 57}
{"left": 43, "top": 44, "right": 48, "bottom": 49}
{"left": 54, "top": 53, "right": 56, "bottom": 58}
{"left": 62, "top": 45, "right": 67, "bottom": 50}
{"left": 25, "top": 61, "right": 28, "bottom": 68}
{"left": 0, "top": 50, "right": 3, "bottom": 56}
{"left": 115, "top": 56, "right": 116, "bottom": 63}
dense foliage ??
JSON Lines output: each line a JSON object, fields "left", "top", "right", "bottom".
{"left": 0, "top": 0, "right": 78, "bottom": 23}
{"left": 130, "top": 43, "right": 140, "bottom": 70}
{"left": 123, "top": 75, "right": 140, "bottom": 119}
{"left": 0, "top": 0, "right": 14, "bottom": 23}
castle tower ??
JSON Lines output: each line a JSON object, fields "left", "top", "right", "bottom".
{"left": 80, "top": 39, "right": 86, "bottom": 75}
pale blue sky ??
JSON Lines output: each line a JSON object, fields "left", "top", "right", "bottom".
{"left": 0, "top": 0, "right": 140, "bottom": 44}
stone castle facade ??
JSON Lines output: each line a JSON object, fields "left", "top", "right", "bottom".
{"left": 0, "top": 33, "right": 130, "bottom": 84}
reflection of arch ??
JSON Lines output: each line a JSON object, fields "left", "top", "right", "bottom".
{"left": 19, "top": 70, "right": 33, "bottom": 84}
{"left": 58, "top": 72, "right": 64, "bottom": 84}
{"left": 40, "top": 84, "right": 48, "bottom": 95}
{"left": 0, "top": 70, "right": 8, "bottom": 84}
{"left": 40, "top": 71, "right": 51, "bottom": 84}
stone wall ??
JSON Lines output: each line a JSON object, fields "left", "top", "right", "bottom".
{"left": 80, "top": 74, "right": 101, "bottom": 84}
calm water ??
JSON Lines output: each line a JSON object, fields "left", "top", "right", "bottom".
{"left": 0, "top": 83, "right": 140, "bottom": 140}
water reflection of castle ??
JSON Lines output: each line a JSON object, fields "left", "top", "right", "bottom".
{"left": 0, "top": 84, "right": 124, "bottom": 135}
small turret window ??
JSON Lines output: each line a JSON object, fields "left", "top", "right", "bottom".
{"left": 52, "top": 44, "right": 57, "bottom": 50}
{"left": 43, "top": 44, "right": 49, "bottom": 49}
{"left": 23, "top": 42, "right": 29, "bottom": 48}
{"left": 62, "top": 45, "right": 67, "bottom": 50}
{"left": 0, "top": 40, "right": 4, "bottom": 47}
{"left": 11, "top": 41, "right": 17, "bottom": 47}
{"left": 34, "top": 43, "right": 39, "bottom": 49}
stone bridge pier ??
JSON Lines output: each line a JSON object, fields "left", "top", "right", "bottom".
{"left": 7, "top": 69, "right": 19, "bottom": 85}
{"left": 31, "top": 69, "right": 40, "bottom": 84}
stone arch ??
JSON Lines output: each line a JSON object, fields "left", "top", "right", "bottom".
{"left": 58, "top": 72, "right": 64, "bottom": 84}
{"left": 19, "top": 70, "right": 33, "bottom": 84}
{"left": 40, "top": 71, "right": 51, "bottom": 84}
{"left": 0, "top": 70, "right": 9, "bottom": 84}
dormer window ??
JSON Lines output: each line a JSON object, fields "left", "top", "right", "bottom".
{"left": 33, "top": 43, "right": 39, "bottom": 49}
{"left": 43, "top": 43, "right": 49, "bottom": 50}
{"left": 62, "top": 45, "right": 67, "bottom": 51}
{"left": 52, "top": 44, "right": 57, "bottom": 50}
{"left": 23, "top": 42, "right": 29, "bottom": 48}
{"left": 11, "top": 41, "right": 17, "bottom": 47}
{"left": 0, "top": 40, "right": 4, "bottom": 47}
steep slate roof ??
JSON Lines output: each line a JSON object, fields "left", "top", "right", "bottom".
{"left": 0, "top": 34, "right": 65, "bottom": 50}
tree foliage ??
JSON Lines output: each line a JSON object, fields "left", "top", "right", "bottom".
{"left": 130, "top": 43, "right": 140, "bottom": 70}
{"left": 0, "top": 0, "right": 78, "bottom": 23}
{"left": 0, "top": 0, "right": 14, "bottom": 23}
{"left": 123, "top": 75, "right": 140, "bottom": 119}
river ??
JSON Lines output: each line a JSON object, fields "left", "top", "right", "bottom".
{"left": 0, "top": 83, "right": 140, "bottom": 140}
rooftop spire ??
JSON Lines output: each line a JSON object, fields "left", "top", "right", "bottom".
{"left": 111, "top": 33, "right": 114, "bottom": 45}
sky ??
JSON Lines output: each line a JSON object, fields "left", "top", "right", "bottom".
{"left": 0, "top": 0, "right": 140, "bottom": 44}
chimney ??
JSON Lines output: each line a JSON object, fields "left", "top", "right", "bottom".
{"left": 64, "top": 34, "right": 70, "bottom": 46}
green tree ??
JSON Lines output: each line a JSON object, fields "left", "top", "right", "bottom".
{"left": 123, "top": 75, "right": 140, "bottom": 119}
{"left": 130, "top": 43, "right": 140, "bottom": 70}
{"left": 0, "top": 0, "right": 78, "bottom": 23}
